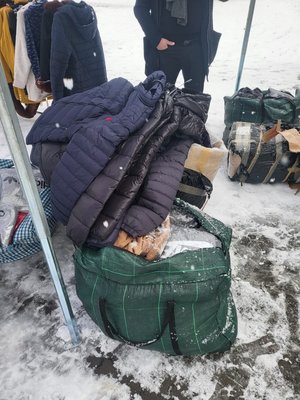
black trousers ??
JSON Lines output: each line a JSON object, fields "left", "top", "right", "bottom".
{"left": 157, "top": 41, "right": 206, "bottom": 93}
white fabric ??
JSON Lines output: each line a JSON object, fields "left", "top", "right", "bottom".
{"left": 0, "top": 168, "right": 46, "bottom": 209}
{"left": 161, "top": 240, "right": 214, "bottom": 259}
{"left": 0, "top": 168, "right": 46, "bottom": 247}
{"left": 0, "top": 204, "right": 18, "bottom": 247}
{"left": 13, "top": 3, "right": 49, "bottom": 102}
{"left": 160, "top": 207, "right": 222, "bottom": 259}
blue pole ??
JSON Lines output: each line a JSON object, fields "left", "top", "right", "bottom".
{"left": 235, "top": 0, "right": 256, "bottom": 91}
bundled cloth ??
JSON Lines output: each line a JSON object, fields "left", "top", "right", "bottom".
{"left": 176, "top": 134, "right": 227, "bottom": 209}
{"left": 114, "top": 215, "right": 170, "bottom": 261}
{"left": 184, "top": 135, "right": 227, "bottom": 182}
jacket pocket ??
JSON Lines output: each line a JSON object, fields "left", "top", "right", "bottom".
{"left": 209, "top": 30, "right": 221, "bottom": 65}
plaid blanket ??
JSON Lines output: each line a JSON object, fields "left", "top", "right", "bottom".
{"left": 0, "top": 160, "right": 57, "bottom": 264}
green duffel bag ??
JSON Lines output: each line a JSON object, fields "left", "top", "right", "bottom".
{"left": 224, "top": 87, "right": 264, "bottom": 126}
{"left": 224, "top": 87, "right": 300, "bottom": 128}
{"left": 74, "top": 199, "right": 237, "bottom": 356}
{"left": 263, "top": 88, "right": 298, "bottom": 124}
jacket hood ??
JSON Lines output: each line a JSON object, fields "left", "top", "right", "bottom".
{"left": 172, "top": 89, "right": 212, "bottom": 146}
{"left": 56, "top": 1, "right": 98, "bottom": 41}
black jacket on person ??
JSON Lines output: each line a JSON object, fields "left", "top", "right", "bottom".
{"left": 134, "top": 0, "right": 223, "bottom": 76}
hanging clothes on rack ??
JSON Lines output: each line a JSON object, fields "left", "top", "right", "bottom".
{"left": 8, "top": 7, "right": 17, "bottom": 45}
{"left": 0, "top": 0, "right": 41, "bottom": 117}
{"left": 50, "top": 0, "right": 107, "bottom": 100}
{"left": 38, "top": 0, "right": 66, "bottom": 93}
{"left": 0, "top": 2, "right": 29, "bottom": 101}
{"left": 14, "top": 1, "right": 50, "bottom": 102}
{"left": 24, "top": 0, "right": 46, "bottom": 81}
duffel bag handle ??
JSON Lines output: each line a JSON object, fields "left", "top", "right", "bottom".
{"left": 175, "top": 198, "right": 232, "bottom": 253}
{"left": 99, "top": 298, "right": 182, "bottom": 355}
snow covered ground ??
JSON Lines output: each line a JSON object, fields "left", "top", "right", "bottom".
{"left": 0, "top": 0, "right": 299, "bottom": 399}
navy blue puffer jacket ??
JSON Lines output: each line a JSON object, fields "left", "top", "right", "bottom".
{"left": 27, "top": 77, "right": 134, "bottom": 145}
{"left": 27, "top": 72, "right": 167, "bottom": 225}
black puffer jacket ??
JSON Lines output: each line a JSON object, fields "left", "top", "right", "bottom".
{"left": 121, "top": 90, "right": 212, "bottom": 237}
{"left": 74, "top": 89, "right": 211, "bottom": 247}
{"left": 66, "top": 94, "right": 174, "bottom": 246}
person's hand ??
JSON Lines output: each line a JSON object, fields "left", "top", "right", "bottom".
{"left": 156, "top": 38, "right": 175, "bottom": 50}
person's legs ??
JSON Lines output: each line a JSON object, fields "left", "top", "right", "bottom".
{"left": 181, "top": 42, "right": 206, "bottom": 93}
{"left": 158, "top": 46, "right": 182, "bottom": 85}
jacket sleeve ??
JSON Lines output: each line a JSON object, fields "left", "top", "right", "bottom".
{"left": 50, "top": 12, "right": 71, "bottom": 100}
{"left": 121, "top": 137, "right": 192, "bottom": 237}
{"left": 39, "top": 9, "right": 53, "bottom": 81}
{"left": 134, "top": 0, "right": 162, "bottom": 47}
{"left": 24, "top": 7, "right": 42, "bottom": 79}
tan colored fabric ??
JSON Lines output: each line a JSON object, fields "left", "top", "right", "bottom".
{"left": 280, "top": 128, "right": 300, "bottom": 153}
{"left": 262, "top": 122, "right": 300, "bottom": 153}
{"left": 228, "top": 153, "right": 242, "bottom": 179}
{"left": 184, "top": 138, "right": 228, "bottom": 181}
{"left": 261, "top": 121, "right": 281, "bottom": 143}
{"left": 0, "top": 6, "right": 13, "bottom": 83}
{"left": 114, "top": 215, "right": 171, "bottom": 261}
{"left": 262, "top": 124, "right": 279, "bottom": 143}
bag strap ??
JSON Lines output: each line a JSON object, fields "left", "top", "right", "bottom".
{"left": 99, "top": 298, "right": 182, "bottom": 355}
{"left": 262, "top": 134, "right": 284, "bottom": 183}
{"left": 282, "top": 155, "right": 300, "bottom": 183}
{"left": 240, "top": 129, "right": 264, "bottom": 183}
{"left": 261, "top": 121, "right": 281, "bottom": 143}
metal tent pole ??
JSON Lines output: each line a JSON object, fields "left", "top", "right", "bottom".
{"left": 0, "top": 61, "right": 80, "bottom": 346}
{"left": 235, "top": 0, "right": 256, "bottom": 91}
